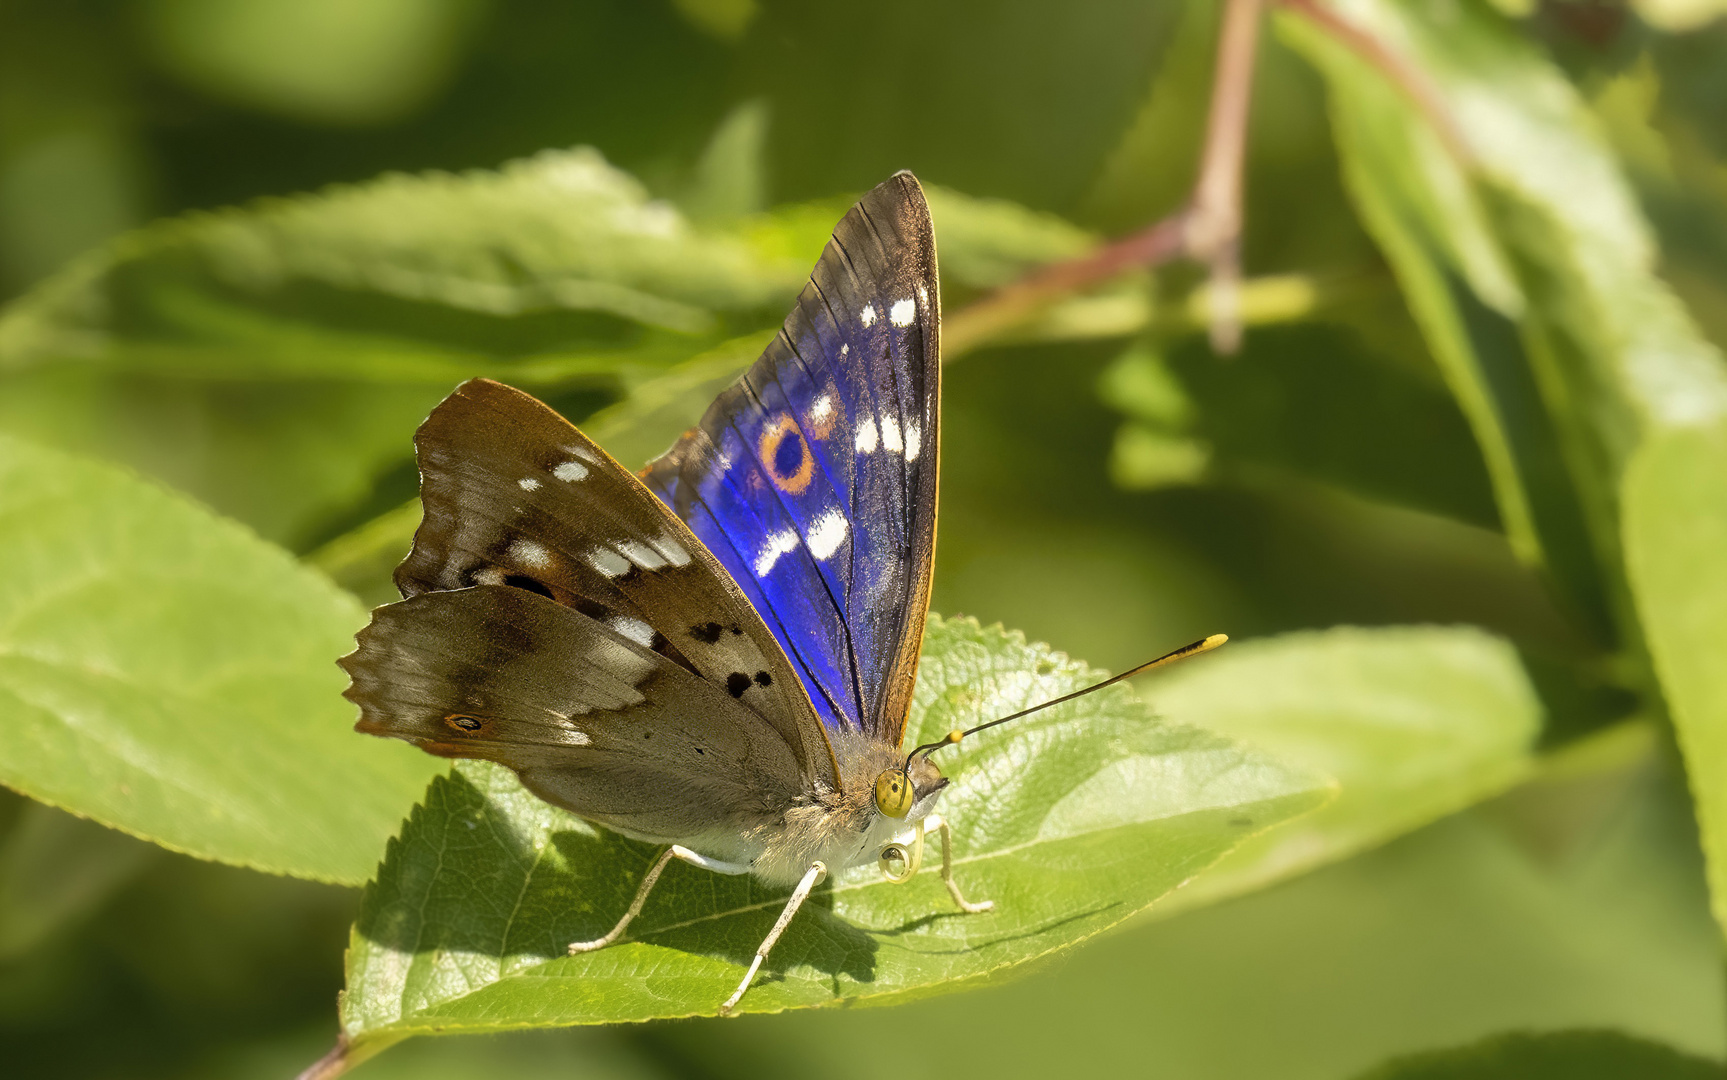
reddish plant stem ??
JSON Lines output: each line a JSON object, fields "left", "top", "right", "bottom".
{"left": 295, "top": 1036, "right": 351, "bottom": 1080}
{"left": 945, "top": 0, "right": 1267, "bottom": 358}
{"left": 1274, "top": 0, "right": 1471, "bottom": 163}
{"left": 1186, "top": 0, "right": 1263, "bottom": 353}
{"left": 947, "top": 0, "right": 1471, "bottom": 361}
{"left": 941, "top": 214, "right": 1189, "bottom": 356}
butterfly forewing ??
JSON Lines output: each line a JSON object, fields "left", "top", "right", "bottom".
{"left": 379, "top": 379, "right": 839, "bottom": 790}
{"left": 643, "top": 171, "right": 939, "bottom": 748}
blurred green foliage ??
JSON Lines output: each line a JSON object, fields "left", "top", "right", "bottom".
{"left": 3, "top": 0, "right": 1727, "bottom": 1077}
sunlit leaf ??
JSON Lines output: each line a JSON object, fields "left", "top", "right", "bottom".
{"left": 1286, "top": 0, "right": 1727, "bottom": 639}
{"left": 1624, "top": 419, "right": 1727, "bottom": 940}
{"left": 0, "top": 147, "right": 807, "bottom": 547}
{"left": 0, "top": 147, "right": 805, "bottom": 377}
{"left": 339, "top": 616, "right": 1328, "bottom": 1048}
{"left": 0, "top": 432, "right": 441, "bottom": 883}
{"left": 1142, "top": 625, "right": 1541, "bottom": 913}
{"left": 647, "top": 759, "right": 1724, "bottom": 1080}
{"left": 1281, "top": 2, "right": 1609, "bottom": 636}
{"left": 1285, "top": 0, "right": 1727, "bottom": 936}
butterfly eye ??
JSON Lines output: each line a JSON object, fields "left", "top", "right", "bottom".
{"left": 873, "top": 769, "right": 914, "bottom": 819}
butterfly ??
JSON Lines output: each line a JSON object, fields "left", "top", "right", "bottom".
{"left": 341, "top": 172, "right": 992, "bottom": 1013}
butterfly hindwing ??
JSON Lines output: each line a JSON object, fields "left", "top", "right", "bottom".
{"left": 379, "top": 378, "right": 840, "bottom": 791}
{"left": 341, "top": 585, "right": 805, "bottom": 842}
{"left": 643, "top": 171, "right": 939, "bottom": 749}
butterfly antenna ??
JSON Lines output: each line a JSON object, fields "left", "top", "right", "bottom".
{"left": 906, "top": 634, "right": 1228, "bottom": 766}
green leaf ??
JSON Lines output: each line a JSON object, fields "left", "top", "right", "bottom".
{"left": 1288, "top": 0, "right": 1727, "bottom": 939}
{"left": 0, "top": 147, "right": 802, "bottom": 380}
{"left": 1624, "top": 419, "right": 1727, "bottom": 939}
{"left": 653, "top": 757, "right": 1722, "bottom": 1080}
{"left": 0, "top": 147, "right": 807, "bottom": 547}
{"left": 0, "top": 432, "right": 441, "bottom": 883}
{"left": 1281, "top": 4, "right": 1610, "bottom": 638}
{"left": 340, "top": 615, "right": 1328, "bottom": 1044}
{"left": 1286, "top": 0, "right": 1727, "bottom": 656}
{"left": 1350, "top": 1029, "right": 1723, "bottom": 1080}
{"left": 1141, "top": 625, "right": 1541, "bottom": 914}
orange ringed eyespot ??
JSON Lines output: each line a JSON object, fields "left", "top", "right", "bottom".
{"left": 759, "top": 414, "right": 814, "bottom": 495}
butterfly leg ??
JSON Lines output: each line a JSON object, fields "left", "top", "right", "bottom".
{"left": 717, "top": 860, "right": 828, "bottom": 1016}
{"left": 569, "top": 845, "right": 751, "bottom": 954}
{"left": 924, "top": 815, "right": 994, "bottom": 914}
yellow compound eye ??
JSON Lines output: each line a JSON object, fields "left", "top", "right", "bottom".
{"left": 874, "top": 768, "right": 914, "bottom": 819}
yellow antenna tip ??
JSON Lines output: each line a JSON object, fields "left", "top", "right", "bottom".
{"left": 1201, "top": 633, "right": 1228, "bottom": 650}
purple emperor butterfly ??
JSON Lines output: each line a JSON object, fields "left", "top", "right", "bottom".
{"left": 344, "top": 173, "right": 980, "bottom": 1013}
{"left": 342, "top": 172, "right": 1224, "bottom": 1012}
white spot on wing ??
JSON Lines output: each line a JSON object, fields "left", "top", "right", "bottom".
{"left": 880, "top": 415, "right": 903, "bottom": 453}
{"left": 890, "top": 299, "right": 916, "bottom": 327}
{"left": 917, "top": 284, "right": 929, "bottom": 305}
{"left": 810, "top": 394, "right": 834, "bottom": 425}
{"left": 855, "top": 417, "right": 878, "bottom": 453}
{"left": 807, "top": 509, "right": 848, "bottom": 560}
{"left": 905, "top": 420, "right": 922, "bottom": 462}
{"left": 510, "top": 539, "right": 554, "bottom": 571}
{"left": 474, "top": 566, "right": 507, "bottom": 586}
{"left": 650, "top": 535, "right": 691, "bottom": 567}
{"left": 518, "top": 477, "right": 541, "bottom": 491}
{"left": 565, "top": 730, "right": 592, "bottom": 746}
{"left": 840, "top": 344, "right": 849, "bottom": 356}
{"left": 754, "top": 528, "right": 800, "bottom": 577}
{"left": 860, "top": 304, "right": 877, "bottom": 328}
{"left": 588, "top": 638, "right": 653, "bottom": 695}
{"left": 608, "top": 615, "right": 657, "bottom": 648}
{"left": 554, "top": 460, "right": 589, "bottom": 482}
{"left": 562, "top": 444, "right": 600, "bottom": 465}
{"left": 587, "top": 547, "right": 631, "bottom": 578}
{"left": 616, "top": 539, "right": 667, "bottom": 571}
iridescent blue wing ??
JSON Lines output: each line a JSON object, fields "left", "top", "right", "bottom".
{"left": 642, "top": 172, "right": 938, "bottom": 748}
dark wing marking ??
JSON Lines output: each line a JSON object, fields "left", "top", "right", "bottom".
{"left": 341, "top": 585, "right": 804, "bottom": 842}
{"left": 393, "top": 378, "right": 838, "bottom": 790}
{"left": 643, "top": 171, "right": 939, "bottom": 749}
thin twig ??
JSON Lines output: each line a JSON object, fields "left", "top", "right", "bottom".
{"left": 1185, "top": 0, "right": 1263, "bottom": 353}
{"left": 1273, "top": 0, "right": 1472, "bottom": 164}
{"left": 294, "top": 1036, "right": 350, "bottom": 1080}
{"left": 942, "top": 215, "right": 1188, "bottom": 356}
{"left": 945, "top": 0, "right": 1267, "bottom": 358}
{"left": 947, "top": 0, "right": 1472, "bottom": 362}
